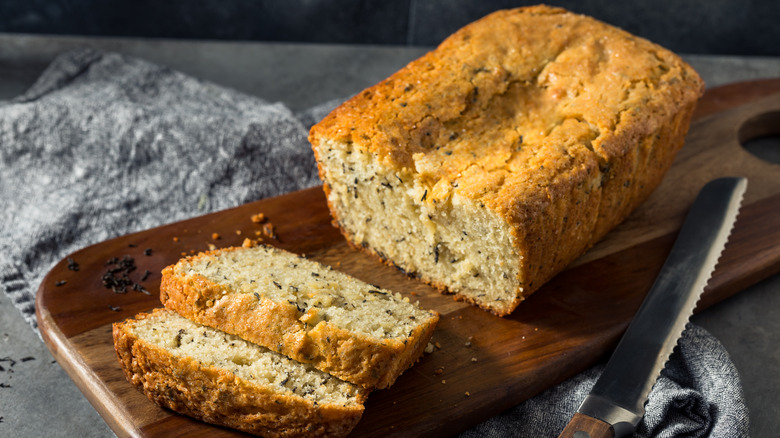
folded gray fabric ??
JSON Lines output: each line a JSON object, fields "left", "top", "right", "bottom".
{"left": 0, "top": 49, "right": 748, "bottom": 437}
{"left": 460, "top": 324, "right": 749, "bottom": 437}
{"left": 0, "top": 48, "right": 321, "bottom": 330}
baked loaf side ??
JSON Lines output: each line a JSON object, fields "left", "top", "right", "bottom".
{"left": 160, "top": 245, "right": 439, "bottom": 389}
{"left": 309, "top": 5, "right": 704, "bottom": 315}
{"left": 112, "top": 309, "right": 367, "bottom": 438}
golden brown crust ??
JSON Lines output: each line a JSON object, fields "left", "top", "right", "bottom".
{"left": 309, "top": 6, "right": 704, "bottom": 315}
{"left": 112, "top": 310, "right": 366, "bottom": 438}
{"left": 160, "top": 247, "right": 439, "bottom": 389}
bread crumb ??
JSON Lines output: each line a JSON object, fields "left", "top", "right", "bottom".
{"left": 424, "top": 342, "right": 435, "bottom": 354}
{"left": 211, "top": 233, "right": 220, "bottom": 240}
{"left": 471, "top": 357, "right": 478, "bottom": 363}
{"left": 242, "top": 238, "right": 258, "bottom": 248}
{"left": 441, "top": 380, "right": 446, "bottom": 384}
{"left": 207, "top": 243, "right": 217, "bottom": 251}
{"left": 262, "top": 223, "right": 277, "bottom": 239}
{"left": 172, "top": 236, "right": 179, "bottom": 242}
{"left": 464, "top": 341, "right": 472, "bottom": 348}
{"left": 435, "top": 341, "right": 442, "bottom": 349}
{"left": 251, "top": 213, "right": 267, "bottom": 223}
{"left": 235, "top": 230, "right": 242, "bottom": 235}
{"left": 465, "top": 391, "right": 470, "bottom": 397}
{"left": 434, "top": 367, "right": 444, "bottom": 376}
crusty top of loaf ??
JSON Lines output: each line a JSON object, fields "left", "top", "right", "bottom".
{"left": 309, "top": 5, "right": 704, "bottom": 212}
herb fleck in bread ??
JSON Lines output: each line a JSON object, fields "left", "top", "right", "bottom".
{"left": 308, "top": 5, "right": 704, "bottom": 315}
{"left": 112, "top": 309, "right": 367, "bottom": 438}
{"left": 160, "top": 245, "right": 439, "bottom": 389}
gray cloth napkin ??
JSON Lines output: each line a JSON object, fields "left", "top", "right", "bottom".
{"left": 0, "top": 48, "right": 322, "bottom": 330}
{"left": 460, "top": 324, "right": 750, "bottom": 437}
{"left": 0, "top": 49, "right": 749, "bottom": 437}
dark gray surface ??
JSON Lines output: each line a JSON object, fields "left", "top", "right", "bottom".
{"left": 0, "top": 34, "right": 429, "bottom": 112}
{"left": 1, "top": 1, "right": 780, "bottom": 56}
{"left": 0, "top": 287, "right": 113, "bottom": 437}
{"left": 0, "top": 0, "right": 414, "bottom": 45}
{"left": 0, "top": 33, "right": 779, "bottom": 437}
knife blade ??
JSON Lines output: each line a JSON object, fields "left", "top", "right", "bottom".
{"left": 557, "top": 176, "right": 747, "bottom": 438}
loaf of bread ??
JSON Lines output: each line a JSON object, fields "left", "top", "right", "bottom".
{"left": 113, "top": 309, "right": 367, "bottom": 438}
{"left": 308, "top": 5, "right": 704, "bottom": 315}
{"left": 160, "top": 245, "right": 439, "bottom": 389}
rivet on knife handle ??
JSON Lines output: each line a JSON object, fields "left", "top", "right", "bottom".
{"left": 557, "top": 177, "right": 747, "bottom": 438}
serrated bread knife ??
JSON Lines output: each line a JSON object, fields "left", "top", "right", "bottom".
{"left": 558, "top": 177, "right": 747, "bottom": 438}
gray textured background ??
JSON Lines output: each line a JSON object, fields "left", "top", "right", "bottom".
{"left": 0, "top": 0, "right": 779, "bottom": 55}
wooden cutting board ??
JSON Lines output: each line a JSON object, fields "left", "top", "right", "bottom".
{"left": 36, "top": 79, "right": 780, "bottom": 437}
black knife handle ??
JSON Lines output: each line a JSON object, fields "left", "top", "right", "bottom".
{"left": 558, "top": 413, "right": 615, "bottom": 438}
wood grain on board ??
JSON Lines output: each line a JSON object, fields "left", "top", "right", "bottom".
{"left": 36, "top": 80, "right": 780, "bottom": 437}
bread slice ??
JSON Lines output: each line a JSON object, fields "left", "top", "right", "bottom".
{"left": 113, "top": 309, "right": 367, "bottom": 437}
{"left": 308, "top": 5, "right": 704, "bottom": 315}
{"left": 160, "top": 245, "right": 439, "bottom": 390}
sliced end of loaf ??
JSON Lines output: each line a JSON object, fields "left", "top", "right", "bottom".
{"left": 313, "top": 141, "right": 523, "bottom": 315}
